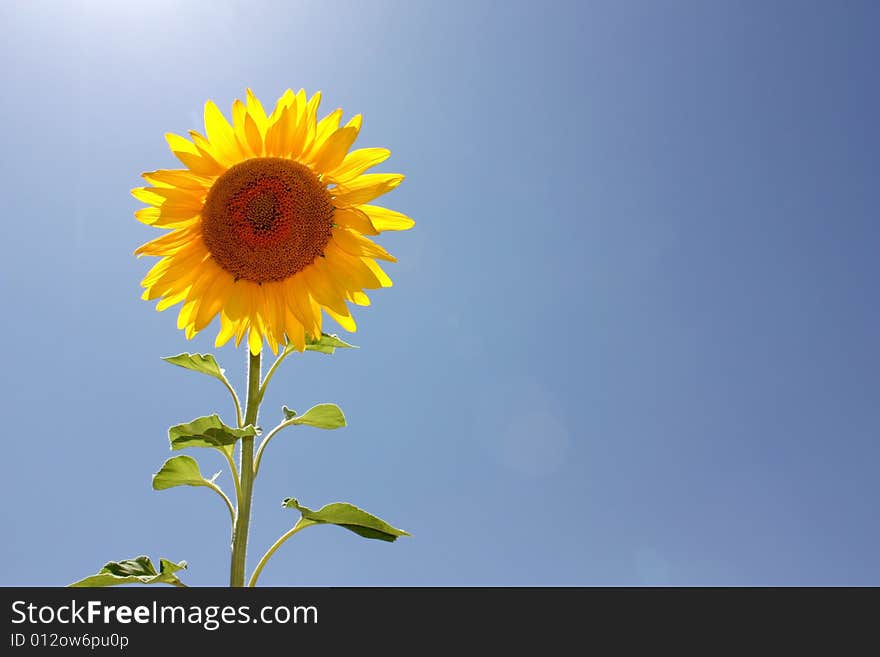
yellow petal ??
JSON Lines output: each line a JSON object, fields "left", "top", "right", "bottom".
{"left": 300, "top": 91, "right": 323, "bottom": 154}
{"left": 268, "top": 89, "right": 295, "bottom": 123}
{"left": 362, "top": 257, "right": 393, "bottom": 288}
{"left": 282, "top": 278, "right": 318, "bottom": 338}
{"left": 283, "top": 305, "right": 307, "bottom": 351}
{"left": 311, "top": 126, "right": 359, "bottom": 174}
{"left": 218, "top": 281, "right": 251, "bottom": 349}
{"left": 303, "top": 287, "right": 323, "bottom": 337}
{"left": 148, "top": 209, "right": 200, "bottom": 229}
{"left": 318, "top": 248, "right": 360, "bottom": 294}
{"left": 215, "top": 312, "right": 237, "bottom": 347}
{"left": 130, "top": 187, "right": 165, "bottom": 206}
{"left": 134, "top": 207, "right": 161, "bottom": 226}
{"left": 233, "top": 318, "right": 251, "bottom": 348}
{"left": 305, "top": 108, "right": 342, "bottom": 159}
{"left": 332, "top": 228, "right": 397, "bottom": 262}
{"left": 131, "top": 191, "right": 201, "bottom": 227}
{"left": 302, "top": 264, "right": 350, "bottom": 317}
{"left": 232, "top": 99, "right": 247, "bottom": 134}
{"left": 194, "top": 271, "right": 233, "bottom": 332}
{"left": 246, "top": 88, "right": 269, "bottom": 134}
{"left": 332, "top": 173, "right": 404, "bottom": 206}
{"left": 344, "top": 113, "right": 362, "bottom": 132}
{"left": 248, "top": 326, "right": 263, "bottom": 354}
{"left": 288, "top": 89, "right": 310, "bottom": 157}
{"left": 177, "top": 266, "right": 218, "bottom": 329}
{"left": 312, "top": 258, "right": 358, "bottom": 332}
{"left": 360, "top": 204, "right": 416, "bottom": 231}
{"left": 248, "top": 285, "right": 277, "bottom": 353}
{"left": 312, "top": 257, "right": 364, "bottom": 324}
{"left": 264, "top": 104, "right": 292, "bottom": 157}
{"left": 156, "top": 287, "right": 190, "bottom": 311}
{"left": 143, "top": 250, "right": 211, "bottom": 300}
{"left": 244, "top": 110, "right": 263, "bottom": 156}
{"left": 165, "top": 132, "right": 224, "bottom": 176}
{"left": 327, "top": 148, "right": 391, "bottom": 184}
{"left": 188, "top": 130, "right": 230, "bottom": 169}
{"left": 348, "top": 290, "right": 371, "bottom": 306}
{"left": 142, "top": 169, "right": 213, "bottom": 190}
{"left": 223, "top": 279, "right": 252, "bottom": 321}
{"left": 231, "top": 99, "right": 257, "bottom": 157}
{"left": 134, "top": 224, "right": 200, "bottom": 257}
{"left": 325, "top": 241, "right": 384, "bottom": 289}
{"left": 204, "top": 100, "right": 244, "bottom": 165}
{"left": 132, "top": 186, "right": 203, "bottom": 207}
{"left": 269, "top": 282, "right": 292, "bottom": 344}
{"left": 256, "top": 282, "right": 284, "bottom": 353}
{"left": 141, "top": 239, "right": 205, "bottom": 287}
{"left": 324, "top": 305, "right": 357, "bottom": 332}
{"left": 333, "top": 207, "right": 379, "bottom": 236}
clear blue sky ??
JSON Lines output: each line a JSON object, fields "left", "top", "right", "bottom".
{"left": 1, "top": 0, "right": 878, "bottom": 586}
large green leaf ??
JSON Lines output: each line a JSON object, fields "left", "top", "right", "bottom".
{"left": 162, "top": 352, "right": 227, "bottom": 382}
{"left": 283, "top": 498, "right": 410, "bottom": 542}
{"left": 286, "top": 404, "right": 346, "bottom": 430}
{"left": 305, "top": 333, "right": 358, "bottom": 355}
{"left": 152, "top": 455, "right": 218, "bottom": 490}
{"left": 169, "top": 414, "right": 257, "bottom": 450}
{"left": 69, "top": 556, "right": 187, "bottom": 587}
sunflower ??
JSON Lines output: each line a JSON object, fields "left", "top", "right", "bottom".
{"left": 133, "top": 89, "right": 413, "bottom": 354}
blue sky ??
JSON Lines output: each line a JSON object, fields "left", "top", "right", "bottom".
{"left": 1, "top": 0, "right": 878, "bottom": 586}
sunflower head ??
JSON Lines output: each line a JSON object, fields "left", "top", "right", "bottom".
{"left": 133, "top": 88, "right": 414, "bottom": 354}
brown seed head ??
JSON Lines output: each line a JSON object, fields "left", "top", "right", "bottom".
{"left": 201, "top": 157, "right": 334, "bottom": 283}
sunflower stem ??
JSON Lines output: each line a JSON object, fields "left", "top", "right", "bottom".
{"left": 253, "top": 417, "right": 298, "bottom": 477}
{"left": 222, "top": 377, "right": 244, "bottom": 429}
{"left": 247, "top": 522, "right": 309, "bottom": 587}
{"left": 229, "top": 349, "right": 261, "bottom": 587}
{"left": 222, "top": 449, "right": 242, "bottom": 510}
{"left": 258, "top": 345, "right": 294, "bottom": 407}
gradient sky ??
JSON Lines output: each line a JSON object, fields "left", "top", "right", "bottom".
{"left": 1, "top": 0, "right": 878, "bottom": 586}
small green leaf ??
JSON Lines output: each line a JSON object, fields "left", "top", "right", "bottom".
{"left": 283, "top": 498, "right": 410, "bottom": 542}
{"left": 289, "top": 404, "right": 346, "bottom": 429}
{"left": 169, "top": 414, "right": 257, "bottom": 450}
{"left": 305, "top": 333, "right": 358, "bottom": 355}
{"left": 162, "top": 353, "right": 227, "bottom": 382}
{"left": 152, "top": 455, "right": 219, "bottom": 490}
{"left": 69, "top": 556, "right": 187, "bottom": 587}
{"left": 282, "top": 406, "right": 298, "bottom": 420}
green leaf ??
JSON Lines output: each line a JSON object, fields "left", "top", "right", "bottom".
{"left": 162, "top": 352, "right": 227, "bottom": 382}
{"left": 169, "top": 414, "right": 257, "bottom": 450}
{"left": 289, "top": 404, "right": 346, "bottom": 429}
{"left": 283, "top": 498, "right": 410, "bottom": 542}
{"left": 282, "top": 406, "right": 298, "bottom": 420}
{"left": 69, "top": 556, "right": 187, "bottom": 587}
{"left": 305, "top": 333, "right": 358, "bottom": 355}
{"left": 152, "top": 455, "right": 219, "bottom": 490}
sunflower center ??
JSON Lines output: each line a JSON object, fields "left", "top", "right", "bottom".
{"left": 201, "top": 157, "right": 334, "bottom": 283}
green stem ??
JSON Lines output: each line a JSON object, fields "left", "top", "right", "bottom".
{"left": 221, "top": 376, "right": 244, "bottom": 429}
{"left": 247, "top": 522, "right": 309, "bottom": 587}
{"left": 253, "top": 418, "right": 297, "bottom": 477}
{"left": 206, "top": 480, "right": 236, "bottom": 526}
{"left": 221, "top": 449, "right": 242, "bottom": 509}
{"left": 229, "top": 349, "right": 261, "bottom": 587}
{"left": 258, "top": 346, "right": 294, "bottom": 407}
